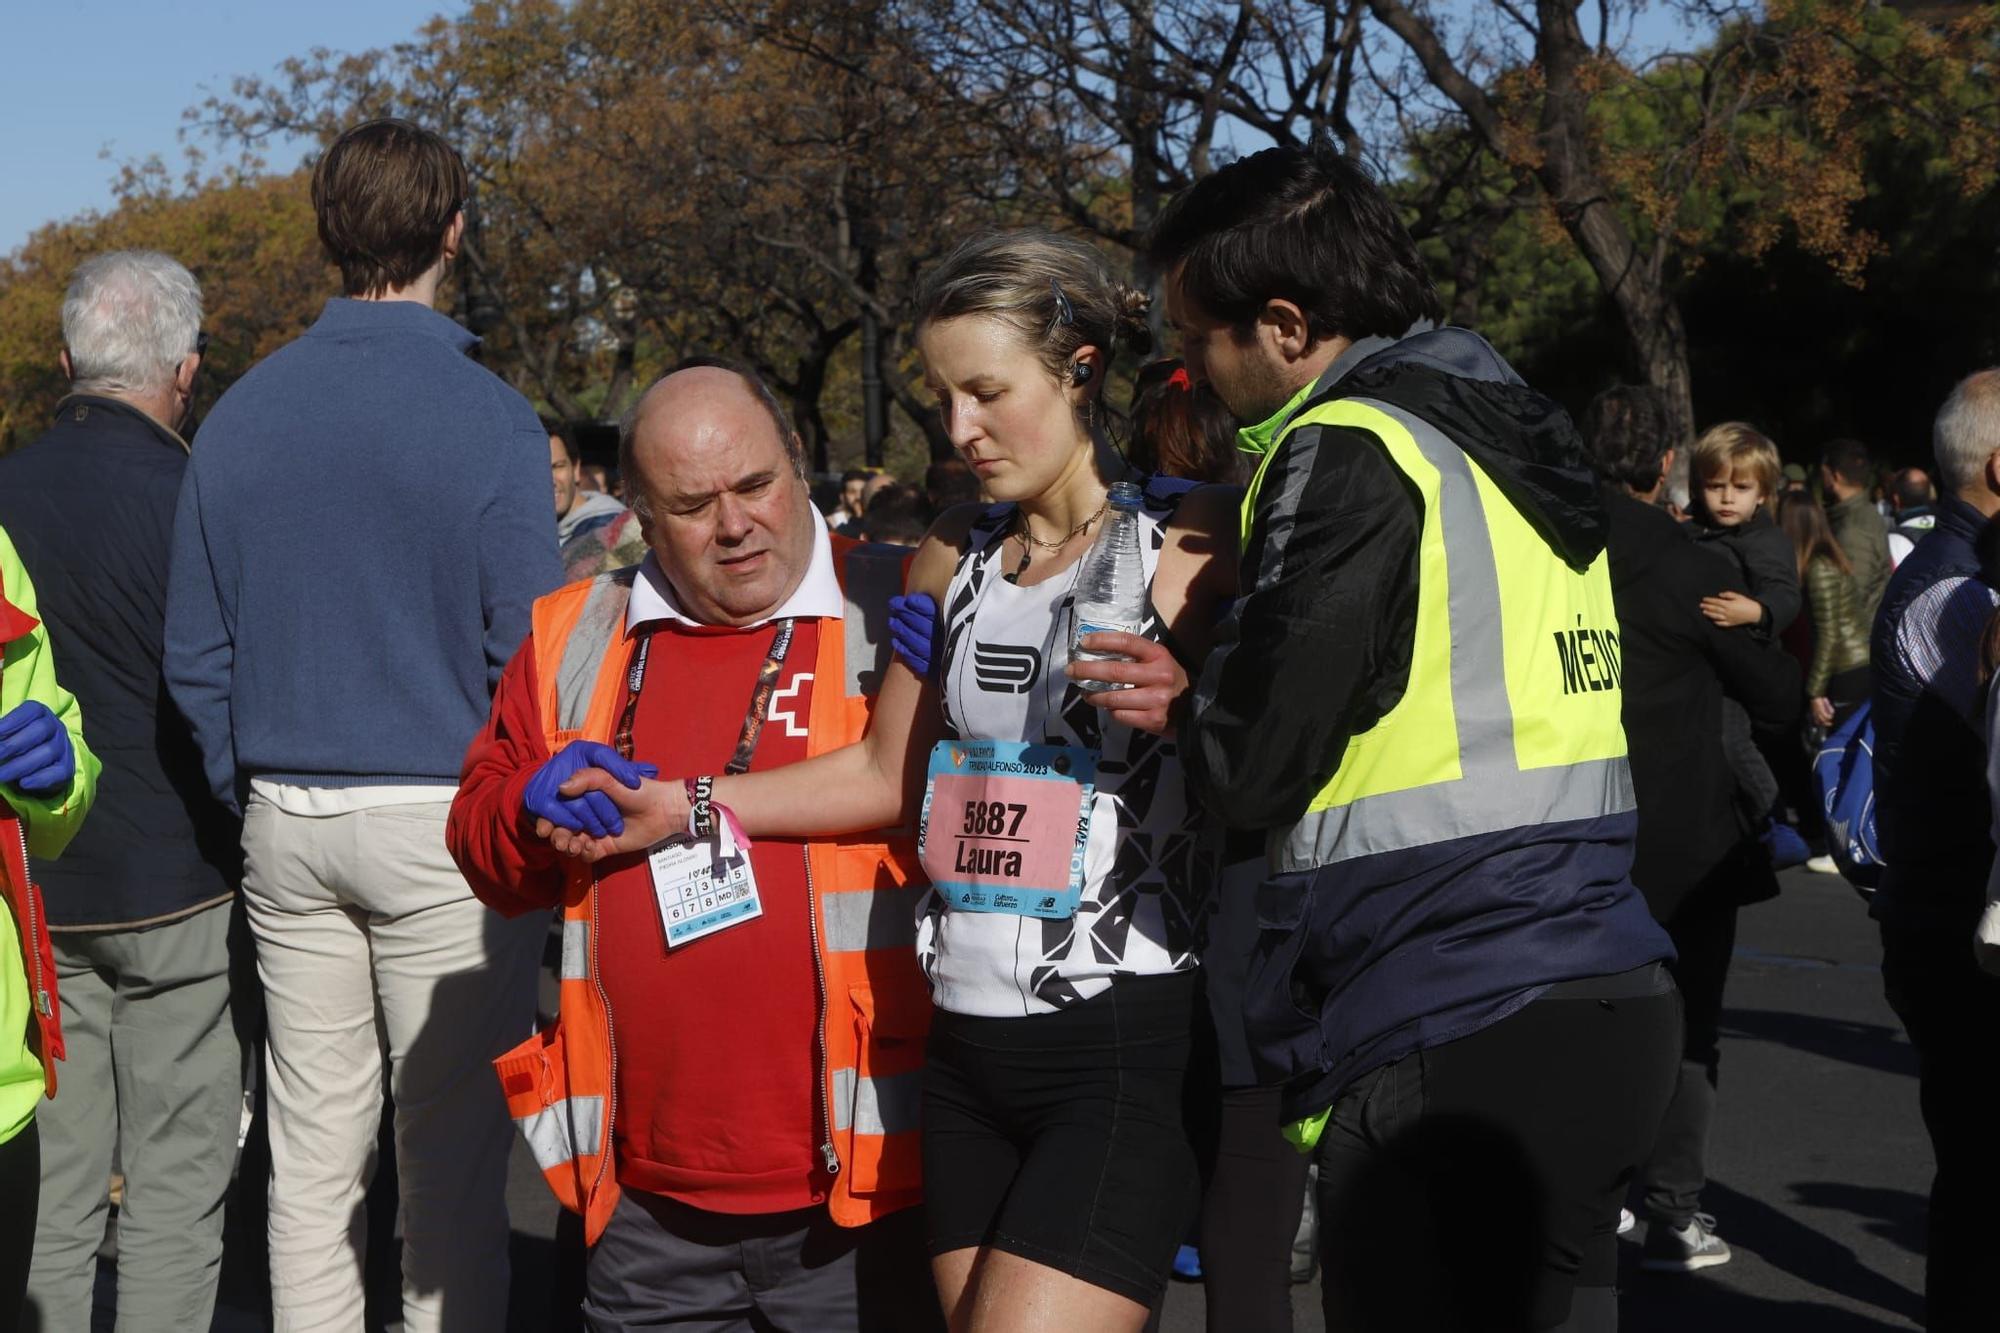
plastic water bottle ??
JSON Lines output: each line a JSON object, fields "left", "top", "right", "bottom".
{"left": 1069, "top": 481, "right": 1147, "bottom": 693}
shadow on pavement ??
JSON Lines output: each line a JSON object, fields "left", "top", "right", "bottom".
{"left": 1620, "top": 1179, "right": 1922, "bottom": 1332}
{"left": 1788, "top": 1181, "right": 1927, "bottom": 1258}
{"left": 1718, "top": 1008, "right": 1918, "bottom": 1079}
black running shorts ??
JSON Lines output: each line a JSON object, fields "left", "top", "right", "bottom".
{"left": 921, "top": 970, "right": 1201, "bottom": 1308}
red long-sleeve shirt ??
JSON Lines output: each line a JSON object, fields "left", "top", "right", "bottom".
{"left": 451, "top": 621, "right": 827, "bottom": 1214}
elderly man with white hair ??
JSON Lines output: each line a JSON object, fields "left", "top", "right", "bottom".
{"left": 1870, "top": 367, "right": 2000, "bottom": 1331}
{"left": 0, "top": 250, "right": 245, "bottom": 1332}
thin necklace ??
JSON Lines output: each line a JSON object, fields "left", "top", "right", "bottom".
{"left": 1012, "top": 499, "right": 1107, "bottom": 579}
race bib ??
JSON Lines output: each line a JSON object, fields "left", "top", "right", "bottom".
{"left": 648, "top": 825, "right": 762, "bottom": 948}
{"left": 919, "top": 739, "right": 1096, "bottom": 919}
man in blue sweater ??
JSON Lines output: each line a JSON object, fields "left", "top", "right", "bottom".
{"left": 164, "top": 119, "right": 562, "bottom": 1331}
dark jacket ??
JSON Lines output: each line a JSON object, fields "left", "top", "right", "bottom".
{"left": 0, "top": 397, "right": 240, "bottom": 928}
{"left": 1605, "top": 493, "right": 1798, "bottom": 919}
{"left": 1689, "top": 510, "right": 1801, "bottom": 636}
{"left": 1871, "top": 495, "right": 1997, "bottom": 934}
{"left": 165, "top": 299, "right": 564, "bottom": 812}
{"left": 1185, "top": 328, "right": 1671, "bottom": 1118}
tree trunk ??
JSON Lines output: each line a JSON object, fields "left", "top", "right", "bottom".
{"left": 880, "top": 329, "right": 952, "bottom": 460}
{"left": 792, "top": 349, "right": 834, "bottom": 476}
{"left": 1366, "top": 0, "right": 1696, "bottom": 438}
{"left": 1120, "top": 0, "right": 1165, "bottom": 343}
{"left": 1531, "top": 0, "right": 1694, "bottom": 437}
{"left": 860, "top": 305, "right": 887, "bottom": 468}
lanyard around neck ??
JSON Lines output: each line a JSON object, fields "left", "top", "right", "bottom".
{"left": 613, "top": 619, "right": 798, "bottom": 774}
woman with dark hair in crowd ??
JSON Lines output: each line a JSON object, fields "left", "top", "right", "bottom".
{"left": 1778, "top": 490, "right": 1872, "bottom": 730}
{"left": 1128, "top": 359, "right": 1245, "bottom": 486}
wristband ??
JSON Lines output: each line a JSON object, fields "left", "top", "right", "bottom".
{"left": 685, "top": 775, "right": 716, "bottom": 840}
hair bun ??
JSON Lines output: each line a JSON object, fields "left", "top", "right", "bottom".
{"left": 1115, "top": 284, "right": 1156, "bottom": 357}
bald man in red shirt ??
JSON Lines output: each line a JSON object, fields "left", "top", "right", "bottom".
{"left": 450, "top": 362, "right": 937, "bottom": 1331}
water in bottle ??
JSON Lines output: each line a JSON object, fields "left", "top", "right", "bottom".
{"left": 1069, "top": 481, "right": 1147, "bottom": 693}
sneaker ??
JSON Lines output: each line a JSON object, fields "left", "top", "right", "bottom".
{"left": 1172, "top": 1244, "right": 1203, "bottom": 1280}
{"left": 1805, "top": 854, "right": 1840, "bottom": 875}
{"left": 1618, "top": 1208, "right": 1636, "bottom": 1236}
{"left": 1641, "top": 1212, "right": 1733, "bottom": 1272}
{"left": 1764, "top": 821, "right": 1810, "bottom": 870}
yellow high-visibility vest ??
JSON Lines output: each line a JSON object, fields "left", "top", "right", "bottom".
{"left": 1242, "top": 396, "right": 1633, "bottom": 874}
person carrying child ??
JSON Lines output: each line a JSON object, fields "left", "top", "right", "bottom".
{"left": 1687, "top": 423, "right": 1811, "bottom": 868}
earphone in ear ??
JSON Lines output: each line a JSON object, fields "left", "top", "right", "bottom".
{"left": 1070, "top": 362, "right": 1094, "bottom": 385}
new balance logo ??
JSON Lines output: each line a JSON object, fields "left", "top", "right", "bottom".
{"left": 973, "top": 642, "right": 1042, "bottom": 693}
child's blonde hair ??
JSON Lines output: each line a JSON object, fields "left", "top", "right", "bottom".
{"left": 1690, "top": 422, "right": 1781, "bottom": 502}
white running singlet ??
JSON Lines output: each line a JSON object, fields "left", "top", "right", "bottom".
{"left": 917, "top": 475, "right": 1205, "bottom": 1017}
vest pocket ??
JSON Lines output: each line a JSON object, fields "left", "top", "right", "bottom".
{"left": 837, "top": 982, "right": 929, "bottom": 1197}
{"left": 1245, "top": 875, "right": 1330, "bottom": 1080}
{"left": 493, "top": 1022, "right": 598, "bottom": 1215}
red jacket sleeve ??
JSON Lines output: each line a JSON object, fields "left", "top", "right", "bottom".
{"left": 448, "top": 634, "right": 564, "bottom": 917}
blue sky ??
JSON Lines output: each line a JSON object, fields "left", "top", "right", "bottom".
{"left": 0, "top": 0, "right": 442, "bottom": 254}
{"left": 1, "top": 1, "right": 1697, "bottom": 257}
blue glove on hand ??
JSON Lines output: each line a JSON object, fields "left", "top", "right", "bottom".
{"left": 888, "top": 592, "right": 942, "bottom": 679}
{"left": 523, "top": 740, "right": 658, "bottom": 839}
{"left": 0, "top": 701, "right": 75, "bottom": 796}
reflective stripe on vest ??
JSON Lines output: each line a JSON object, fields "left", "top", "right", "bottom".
{"left": 820, "top": 886, "right": 920, "bottom": 953}
{"left": 560, "top": 874, "right": 916, "bottom": 963}
{"left": 831, "top": 1066, "right": 924, "bottom": 1137}
{"left": 515, "top": 1094, "right": 607, "bottom": 1173}
{"left": 1245, "top": 397, "right": 1632, "bottom": 874}
{"left": 553, "top": 569, "right": 641, "bottom": 732}
{"left": 560, "top": 919, "right": 589, "bottom": 981}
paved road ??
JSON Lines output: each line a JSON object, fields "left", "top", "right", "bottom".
{"left": 1158, "top": 867, "right": 1929, "bottom": 1332}
{"left": 105, "top": 864, "right": 1925, "bottom": 1330}
{"left": 1615, "top": 869, "right": 1927, "bottom": 1333}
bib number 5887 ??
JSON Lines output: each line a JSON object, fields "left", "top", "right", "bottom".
{"left": 962, "top": 800, "right": 1027, "bottom": 837}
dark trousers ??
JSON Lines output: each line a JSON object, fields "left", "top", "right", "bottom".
{"left": 1880, "top": 920, "right": 2000, "bottom": 1332}
{"left": 1, "top": 1119, "right": 38, "bottom": 1330}
{"left": 1192, "top": 1083, "right": 1309, "bottom": 1333}
{"left": 1183, "top": 949, "right": 1311, "bottom": 1333}
{"left": 1314, "top": 968, "right": 1681, "bottom": 1333}
{"left": 1640, "top": 886, "right": 1740, "bottom": 1227}
{"left": 582, "top": 1191, "right": 940, "bottom": 1332}
{"left": 1826, "top": 664, "right": 1871, "bottom": 729}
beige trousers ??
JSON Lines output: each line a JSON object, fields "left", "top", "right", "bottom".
{"left": 241, "top": 795, "right": 544, "bottom": 1332}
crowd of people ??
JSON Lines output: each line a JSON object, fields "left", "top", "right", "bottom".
{"left": 0, "top": 113, "right": 1997, "bottom": 1333}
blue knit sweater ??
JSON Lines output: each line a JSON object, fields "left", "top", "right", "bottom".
{"left": 165, "top": 298, "right": 563, "bottom": 810}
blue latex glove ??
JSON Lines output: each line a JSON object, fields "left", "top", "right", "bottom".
{"left": 523, "top": 740, "right": 658, "bottom": 839}
{"left": 888, "top": 592, "right": 942, "bottom": 679}
{"left": 0, "top": 701, "right": 75, "bottom": 796}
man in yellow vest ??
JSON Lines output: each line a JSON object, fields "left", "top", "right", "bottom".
{"left": 447, "top": 361, "right": 937, "bottom": 1330}
{"left": 1139, "top": 140, "right": 1682, "bottom": 1333}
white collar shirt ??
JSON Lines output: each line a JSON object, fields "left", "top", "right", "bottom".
{"left": 624, "top": 508, "right": 842, "bottom": 633}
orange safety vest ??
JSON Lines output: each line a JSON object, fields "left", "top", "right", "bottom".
{"left": 494, "top": 536, "right": 931, "bottom": 1244}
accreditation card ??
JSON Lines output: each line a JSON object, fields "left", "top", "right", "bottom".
{"left": 648, "top": 819, "right": 762, "bottom": 948}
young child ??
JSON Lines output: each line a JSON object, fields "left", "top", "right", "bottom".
{"left": 1690, "top": 423, "right": 1802, "bottom": 636}
{"left": 1686, "top": 423, "right": 1807, "bottom": 868}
